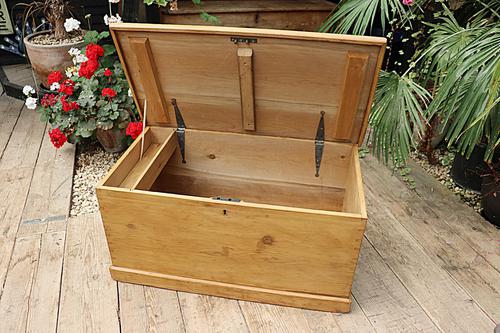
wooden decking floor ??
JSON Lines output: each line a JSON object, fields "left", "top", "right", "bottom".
{"left": 0, "top": 81, "right": 499, "bottom": 332}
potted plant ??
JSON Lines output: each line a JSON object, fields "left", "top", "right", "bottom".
{"left": 23, "top": 30, "right": 140, "bottom": 152}
{"left": 481, "top": 161, "right": 500, "bottom": 226}
{"left": 20, "top": 0, "right": 86, "bottom": 88}
{"left": 320, "top": 0, "right": 499, "bottom": 182}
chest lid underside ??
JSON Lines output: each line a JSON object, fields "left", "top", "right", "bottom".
{"left": 110, "top": 23, "right": 386, "bottom": 144}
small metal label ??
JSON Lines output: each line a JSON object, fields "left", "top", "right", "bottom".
{"left": 230, "top": 37, "right": 257, "bottom": 44}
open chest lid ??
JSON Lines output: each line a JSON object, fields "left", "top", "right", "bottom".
{"left": 110, "top": 23, "right": 386, "bottom": 144}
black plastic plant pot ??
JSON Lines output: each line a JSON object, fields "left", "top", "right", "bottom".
{"left": 481, "top": 174, "right": 500, "bottom": 227}
{"left": 450, "top": 145, "right": 488, "bottom": 192}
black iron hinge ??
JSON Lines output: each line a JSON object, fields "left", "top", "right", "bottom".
{"left": 171, "top": 98, "right": 186, "bottom": 163}
{"left": 315, "top": 111, "right": 325, "bottom": 177}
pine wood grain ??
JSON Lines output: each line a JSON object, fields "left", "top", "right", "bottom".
{"left": 237, "top": 47, "right": 256, "bottom": 131}
{"left": 57, "top": 214, "right": 120, "bottom": 333}
{"left": 111, "top": 23, "right": 385, "bottom": 144}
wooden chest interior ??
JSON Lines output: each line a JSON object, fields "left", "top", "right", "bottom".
{"left": 97, "top": 23, "right": 385, "bottom": 312}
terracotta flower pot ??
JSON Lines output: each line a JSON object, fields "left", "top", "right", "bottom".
{"left": 24, "top": 30, "right": 85, "bottom": 88}
{"left": 96, "top": 128, "right": 128, "bottom": 153}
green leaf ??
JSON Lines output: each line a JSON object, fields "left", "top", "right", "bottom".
{"left": 103, "top": 44, "right": 116, "bottom": 56}
{"left": 98, "top": 31, "right": 110, "bottom": 41}
{"left": 76, "top": 119, "right": 97, "bottom": 138}
{"left": 144, "top": 0, "right": 155, "bottom": 5}
{"left": 83, "top": 31, "right": 99, "bottom": 44}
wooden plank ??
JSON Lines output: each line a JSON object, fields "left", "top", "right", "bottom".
{"left": 0, "top": 96, "right": 23, "bottom": 157}
{"left": 100, "top": 127, "right": 152, "bottom": 187}
{"left": 0, "top": 236, "right": 41, "bottom": 333}
{"left": 163, "top": 128, "right": 354, "bottom": 189}
{"left": 237, "top": 47, "right": 255, "bottom": 131}
{"left": 164, "top": 0, "right": 335, "bottom": 14}
{"left": 57, "top": 214, "right": 120, "bottom": 333}
{"left": 134, "top": 130, "right": 177, "bottom": 190}
{"left": 98, "top": 186, "right": 365, "bottom": 300}
{"left": 353, "top": 240, "right": 440, "bottom": 332}
{"left": 26, "top": 232, "right": 65, "bottom": 333}
{"left": 111, "top": 266, "right": 352, "bottom": 313}
{"left": 363, "top": 156, "right": 500, "bottom": 323}
{"left": 0, "top": 107, "right": 47, "bottom": 171}
{"left": 111, "top": 24, "right": 385, "bottom": 143}
{"left": 118, "top": 283, "right": 149, "bottom": 333}
{"left": 407, "top": 159, "right": 500, "bottom": 271}
{"left": 363, "top": 186, "right": 495, "bottom": 331}
{"left": 0, "top": 168, "right": 33, "bottom": 292}
{"left": 153, "top": 166, "right": 345, "bottom": 211}
{"left": 178, "top": 293, "right": 249, "bottom": 333}
{"left": 17, "top": 127, "right": 75, "bottom": 236}
{"left": 128, "top": 37, "right": 170, "bottom": 124}
{"left": 342, "top": 146, "right": 366, "bottom": 216}
{"left": 240, "top": 298, "right": 375, "bottom": 333}
{"left": 118, "top": 283, "right": 185, "bottom": 333}
{"left": 333, "top": 53, "right": 368, "bottom": 141}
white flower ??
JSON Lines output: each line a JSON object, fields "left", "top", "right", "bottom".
{"left": 128, "top": 88, "right": 132, "bottom": 97}
{"left": 109, "top": 0, "right": 120, "bottom": 3}
{"left": 25, "top": 97, "right": 37, "bottom": 109}
{"left": 68, "top": 47, "right": 81, "bottom": 56}
{"left": 104, "top": 13, "right": 122, "bottom": 26}
{"left": 65, "top": 66, "right": 78, "bottom": 78}
{"left": 64, "top": 18, "right": 81, "bottom": 32}
{"left": 50, "top": 82, "right": 60, "bottom": 91}
{"left": 73, "top": 53, "right": 88, "bottom": 65}
{"left": 23, "top": 85, "right": 35, "bottom": 96}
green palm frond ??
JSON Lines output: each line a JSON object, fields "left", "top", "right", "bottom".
{"left": 369, "top": 71, "right": 431, "bottom": 164}
{"left": 319, "top": 0, "right": 427, "bottom": 35}
{"left": 427, "top": 26, "right": 500, "bottom": 161}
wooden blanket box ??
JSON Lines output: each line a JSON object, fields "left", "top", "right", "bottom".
{"left": 97, "top": 23, "right": 385, "bottom": 313}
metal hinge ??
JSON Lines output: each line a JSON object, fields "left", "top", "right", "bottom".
{"left": 315, "top": 111, "right": 325, "bottom": 177}
{"left": 171, "top": 98, "right": 186, "bottom": 163}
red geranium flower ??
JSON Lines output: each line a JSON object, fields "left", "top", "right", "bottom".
{"left": 78, "top": 59, "right": 99, "bottom": 79}
{"left": 104, "top": 68, "right": 113, "bottom": 77}
{"left": 48, "top": 128, "right": 67, "bottom": 149}
{"left": 126, "top": 121, "right": 143, "bottom": 140}
{"left": 41, "top": 93, "right": 58, "bottom": 107}
{"left": 60, "top": 95, "right": 79, "bottom": 112}
{"left": 85, "top": 43, "right": 104, "bottom": 60}
{"left": 47, "top": 71, "right": 63, "bottom": 85}
{"left": 102, "top": 87, "right": 117, "bottom": 99}
{"left": 58, "top": 83, "right": 74, "bottom": 96}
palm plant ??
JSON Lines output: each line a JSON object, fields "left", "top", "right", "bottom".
{"left": 321, "top": 0, "right": 499, "bottom": 164}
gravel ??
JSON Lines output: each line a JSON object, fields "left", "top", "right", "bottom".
{"left": 70, "top": 143, "right": 122, "bottom": 217}
{"left": 411, "top": 149, "right": 482, "bottom": 213}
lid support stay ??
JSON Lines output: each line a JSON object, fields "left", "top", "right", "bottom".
{"left": 237, "top": 48, "right": 256, "bottom": 131}
{"left": 315, "top": 111, "right": 325, "bottom": 177}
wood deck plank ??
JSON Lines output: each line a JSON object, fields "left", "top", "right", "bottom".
{"left": 0, "top": 96, "right": 23, "bottom": 157}
{"left": 26, "top": 231, "right": 65, "bottom": 333}
{"left": 240, "top": 298, "right": 376, "bottom": 333}
{"left": 407, "top": 159, "right": 500, "bottom": 271}
{"left": 178, "top": 293, "right": 249, "bottom": 333}
{"left": 57, "top": 214, "right": 120, "bottom": 333}
{"left": 0, "top": 236, "right": 41, "bottom": 333}
{"left": 363, "top": 187, "right": 495, "bottom": 332}
{"left": 353, "top": 240, "right": 440, "bottom": 332}
{"left": 363, "top": 156, "right": 500, "bottom": 322}
{"left": 17, "top": 127, "right": 75, "bottom": 236}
